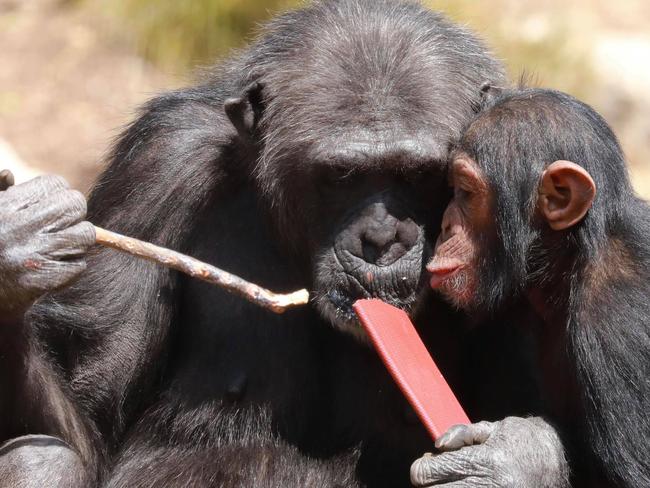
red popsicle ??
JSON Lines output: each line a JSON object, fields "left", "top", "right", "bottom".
{"left": 353, "top": 298, "right": 470, "bottom": 441}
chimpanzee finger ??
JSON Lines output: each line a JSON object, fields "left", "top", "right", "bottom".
{"left": 416, "top": 476, "right": 491, "bottom": 487}
{"left": 18, "top": 188, "right": 88, "bottom": 233}
{"left": 0, "top": 169, "right": 15, "bottom": 191}
{"left": 42, "top": 222, "right": 96, "bottom": 259}
{"left": 435, "top": 422, "right": 495, "bottom": 451}
{"left": 17, "top": 258, "right": 87, "bottom": 297}
{"left": 410, "top": 450, "right": 491, "bottom": 486}
{"left": 4, "top": 175, "right": 70, "bottom": 211}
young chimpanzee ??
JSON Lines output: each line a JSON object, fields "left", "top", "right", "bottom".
{"left": 414, "top": 88, "right": 650, "bottom": 487}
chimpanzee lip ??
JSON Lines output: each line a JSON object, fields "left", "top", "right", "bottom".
{"left": 315, "top": 244, "right": 423, "bottom": 332}
{"left": 326, "top": 279, "right": 369, "bottom": 316}
{"left": 428, "top": 264, "right": 462, "bottom": 289}
{"left": 327, "top": 277, "right": 417, "bottom": 317}
{"left": 316, "top": 278, "right": 423, "bottom": 341}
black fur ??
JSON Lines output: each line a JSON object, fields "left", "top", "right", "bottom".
{"left": 21, "top": 1, "right": 507, "bottom": 486}
{"left": 459, "top": 88, "right": 650, "bottom": 486}
{"left": 0, "top": 175, "right": 98, "bottom": 487}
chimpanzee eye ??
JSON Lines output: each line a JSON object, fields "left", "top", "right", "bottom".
{"left": 406, "top": 166, "right": 444, "bottom": 189}
{"left": 454, "top": 185, "right": 470, "bottom": 201}
{"left": 325, "top": 165, "right": 354, "bottom": 184}
{"left": 403, "top": 169, "right": 423, "bottom": 186}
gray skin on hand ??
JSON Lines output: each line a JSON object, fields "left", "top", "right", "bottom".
{"left": 410, "top": 416, "right": 571, "bottom": 488}
{"left": 0, "top": 173, "right": 95, "bottom": 316}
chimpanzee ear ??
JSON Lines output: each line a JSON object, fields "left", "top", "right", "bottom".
{"left": 475, "top": 82, "right": 503, "bottom": 112}
{"left": 224, "top": 82, "right": 264, "bottom": 138}
{"left": 538, "top": 160, "right": 596, "bottom": 230}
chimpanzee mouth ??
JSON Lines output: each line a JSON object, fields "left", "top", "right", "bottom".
{"left": 315, "top": 258, "right": 425, "bottom": 341}
{"left": 428, "top": 264, "right": 463, "bottom": 289}
{"left": 319, "top": 282, "right": 423, "bottom": 343}
{"left": 312, "top": 206, "right": 428, "bottom": 339}
{"left": 327, "top": 289, "right": 356, "bottom": 317}
{"left": 325, "top": 277, "right": 375, "bottom": 321}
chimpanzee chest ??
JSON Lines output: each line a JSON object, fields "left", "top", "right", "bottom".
{"left": 161, "top": 189, "right": 433, "bottom": 486}
{"left": 171, "top": 289, "right": 433, "bottom": 487}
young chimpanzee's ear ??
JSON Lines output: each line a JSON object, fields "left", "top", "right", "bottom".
{"left": 538, "top": 160, "right": 596, "bottom": 230}
{"left": 224, "top": 82, "right": 264, "bottom": 138}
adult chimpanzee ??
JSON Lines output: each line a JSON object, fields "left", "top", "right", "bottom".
{"left": 417, "top": 88, "right": 650, "bottom": 487}
{"left": 1, "top": 1, "right": 572, "bottom": 487}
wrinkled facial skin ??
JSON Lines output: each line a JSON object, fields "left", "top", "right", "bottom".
{"left": 427, "top": 155, "right": 491, "bottom": 310}
{"left": 302, "top": 159, "right": 446, "bottom": 339}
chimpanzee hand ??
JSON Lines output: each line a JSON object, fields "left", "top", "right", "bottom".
{"left": 0, "top": 172, "right": 95, "bottom": 316}
{"left": 410, "top": 417, "right": 570, "bottom": 488}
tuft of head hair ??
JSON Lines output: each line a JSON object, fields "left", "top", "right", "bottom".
{"left": 228, "top": 0, "right": 506, "bottom": 235}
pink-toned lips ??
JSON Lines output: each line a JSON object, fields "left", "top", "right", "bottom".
{"left": 426, "top": 259, "right": 463, "bottom": 289}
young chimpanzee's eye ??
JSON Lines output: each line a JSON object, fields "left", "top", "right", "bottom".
{"left": 454, "top": 184, "right": 470, "bottom": 201}
{"left": 451, "top": 169, "right": 477, "bottom": 203}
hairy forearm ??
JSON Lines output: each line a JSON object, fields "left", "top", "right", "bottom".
{"left": 0, "top": 311, "right": 31, "bottom": 438}
{"left": 25, "top": 351, "right": 101, "bottom": 469}
{"left": 0, "top": 314, "right": 100, "bottom": 470}
{"left": 0, "top": 308, "right": 26, "bottom": 330}
{"left": 0, "top": 311, "right": 48, "bottom": 438}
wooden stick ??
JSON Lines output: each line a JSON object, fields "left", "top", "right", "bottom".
{"left": 94, "top": 226, "right": 309, "bottom": 314}
{"left": 0, "top": 174, "right": 306, "bottom": 312}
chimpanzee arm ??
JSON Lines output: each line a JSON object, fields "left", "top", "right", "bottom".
{"left": 569, "top": 277, "right": 650, "bottom": 488}
{"left": 27, "top": 84, "right": 244, "bottom": 453}
{"left": 0, "top": 175, "right": 98, "bottom": 484}
{"left": 410, "top": 417, "right": 570, "bottom": 487}
{"left": 0, "top": 175, "right": 94, "bottom": 429}
{"left": 0, "top": 317, "right": 99, "bottom": 486}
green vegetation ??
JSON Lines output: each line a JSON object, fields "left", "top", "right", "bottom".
{"left": 80, "top": 0, "right": 593, "bottom": 98}
{"left": 102, "top": 0, "right": 301, "bottom": 71}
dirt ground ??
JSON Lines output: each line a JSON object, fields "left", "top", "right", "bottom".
{"left": 1, "top": 0, "right": 650, "bottom": 197}
{"left": 0, "top": 0, "right": 173, "bottom": 192}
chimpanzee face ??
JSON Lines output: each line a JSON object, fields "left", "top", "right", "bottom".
{"left": 299, "top": 139, "right": 448, "bottom": 339}
{"left": 427, "top": 150, "right": 597, "bottom": 314}
{"left": 426, "top": 153, "right": 493, "bottom": 311}
{"left": 229, "top": 81, "right": 487, "bottom": 338}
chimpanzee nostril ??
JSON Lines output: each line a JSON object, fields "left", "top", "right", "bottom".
{"left": 360, "top": 217, "right": 419, "bottom": 266}
{"left": 336, "top": 201, "right": 422, "bottom": 267}
{"left": 363, "top": 223, "right": 397, "bottom": 252}
{"left": 396, "top": 219, "right": 419, "bottom": 249}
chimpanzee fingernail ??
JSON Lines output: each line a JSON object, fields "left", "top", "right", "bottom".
{"left": 0, "top": 169, "right": 15, "bottom": 190}
{"left": 435, "top": 433, "right": 449, "bottom": 449}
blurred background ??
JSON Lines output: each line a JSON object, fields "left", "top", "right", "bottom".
{"left": 1, "top": 0, "right": 649, "bottom": 196}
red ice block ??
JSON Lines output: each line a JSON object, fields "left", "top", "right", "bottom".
{"left": 353, "top": 299, "right": 470, "bottom": 441}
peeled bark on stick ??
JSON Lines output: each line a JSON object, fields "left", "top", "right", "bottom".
{"left": 94, "top": 226, "right": 309, "bottom": 314}
{"left": 0, "top": 172, "right": 303, "bottom": 312}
